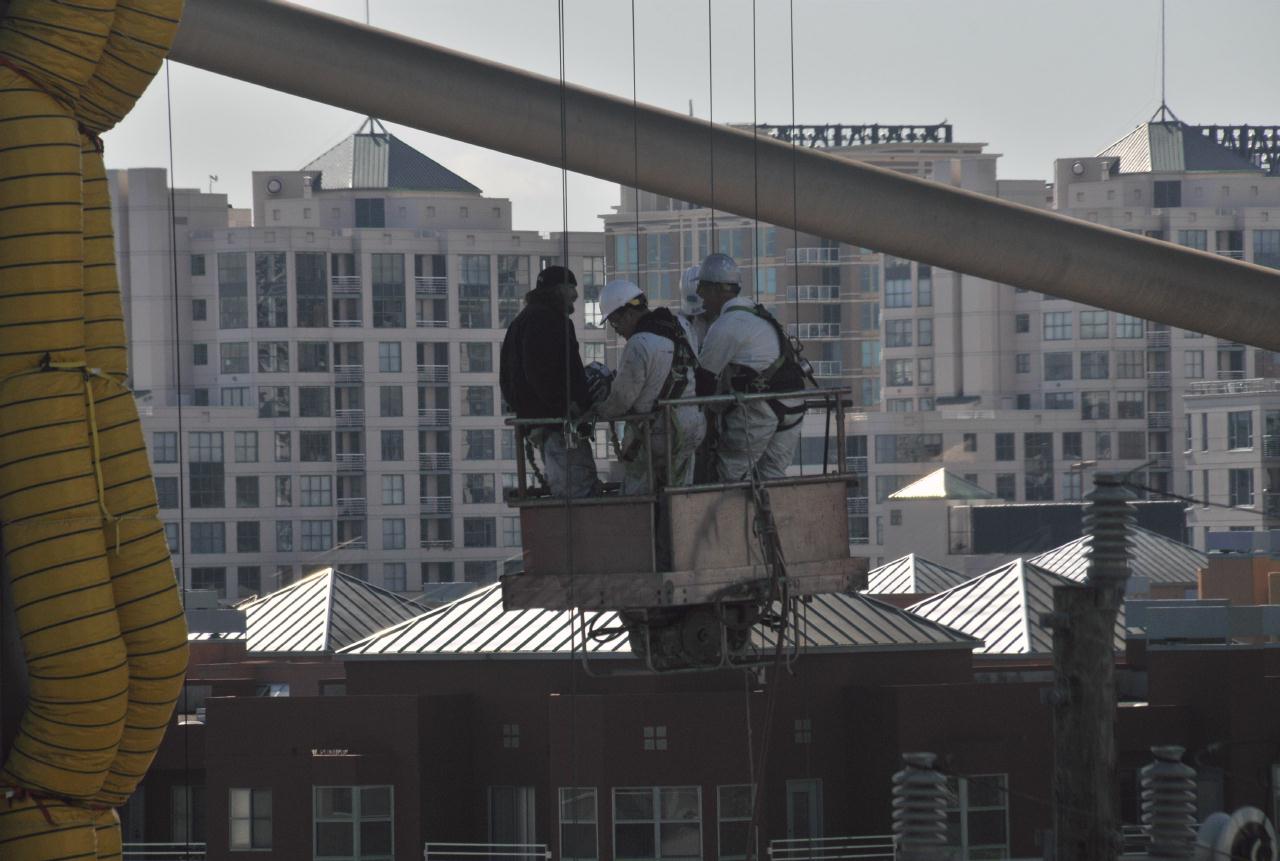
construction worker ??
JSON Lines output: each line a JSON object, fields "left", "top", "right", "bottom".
{"left": 695, "top": 253, "right": 808, "bottom": 481}
{"left": 675, "top": 264, "right": 709, "bottom": 352}
{"left": 592, "top": 280, "right": 705, "bottom": 494}
{"left": 499, "top": 265, "right": 600, "bottom": 497}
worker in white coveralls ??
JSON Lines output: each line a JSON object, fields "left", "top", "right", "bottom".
{"left": 591, "top": 279, "right": 706, "bottom": 494}
{"left": 695, "top": 253, "right": 808, "bottom": 481}
{"left": 675, "top": 264, "right": 709, "bottom": 353}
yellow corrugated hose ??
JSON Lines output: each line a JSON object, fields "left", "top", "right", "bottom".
{"left": 0, "top": 3, "right": 187, "bottom": 860}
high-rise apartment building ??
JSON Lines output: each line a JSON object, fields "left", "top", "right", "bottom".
{"left": 603, "top": 121, "right": 1280, "bottom": 557}
{"left": 111, "top": 124, "right": 604, "bottom": 601}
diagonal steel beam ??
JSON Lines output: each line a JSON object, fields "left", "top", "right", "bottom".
{"left": 170, "top": 0, "right": 1280, "bottom": 349}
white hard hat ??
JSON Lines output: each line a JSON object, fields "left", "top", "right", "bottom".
{"left": 680, "top": 265, "right": 704, "bottom": 316}
{"left": 697, "top": 252, "right": 740, "bottom": 286}
{"left": 599, "top": 279, "right": 644, "bottom": 321}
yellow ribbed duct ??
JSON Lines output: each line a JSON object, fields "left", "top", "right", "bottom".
{"left": 0, "top": 2, "right": 187, "bottom": 858}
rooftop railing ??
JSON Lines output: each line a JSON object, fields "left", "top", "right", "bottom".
{"left": 1187, "top": 378, "right": 1280, "bottom": 396}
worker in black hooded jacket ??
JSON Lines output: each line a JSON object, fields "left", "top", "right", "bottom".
{"left": 499, "top": 265, "right": 599, "bottom": 497}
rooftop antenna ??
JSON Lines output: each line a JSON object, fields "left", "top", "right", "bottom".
{"left": 207, "top": 174, "right": 218, "bottom": 194}
{"left": 1151, "top": 0, "right": 1180, "bottom": 123}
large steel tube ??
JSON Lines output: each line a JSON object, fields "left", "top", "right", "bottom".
{"left": 170, "top": 0, "right": 1280, "bottom": 349}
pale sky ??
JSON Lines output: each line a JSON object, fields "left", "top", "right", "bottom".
{"left": 104, "top": 0, "right": 1280, "bottom": 233}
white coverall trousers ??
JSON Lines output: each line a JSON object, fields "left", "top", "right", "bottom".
{"left": 535, "top": 428, "right": 598, "bottom": 498}
{"left": 621, "top": 406, "right": 706, "bottom": 495}
{"left": 716, "top": 400, "right": 801, "bottom": 482}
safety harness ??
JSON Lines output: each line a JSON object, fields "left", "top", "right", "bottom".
{"left": 723, "top": 304, "right": 817, "bottom": 429}
{"left": 612, "top": 307, "right": 699, "bottom": 466}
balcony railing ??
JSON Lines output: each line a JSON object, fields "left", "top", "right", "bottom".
{"left": 414, "top": 275, "right": 448, "bottom": 296}
{"left": 811, "top": 361, "right": 844, "bottom": 377}
{"left": 331, "top": 275, "right": 362, "bottom": 295}
{"left": 1264, "top": 435, "right": 1280, "bottom": 458}
{"left": 846, "top": 497, "right": 869, "bottom": 515}
{"left": 337, "top": 536, "right": 367, "bottom": 550}
{"left": 786, "top": 246, "right": 841, "bottom": 264}
{"left": 768, "top": 834, "right": 894, "bottom": 861}
{"left": 337, "top": 497, "right": 366, "bottom": 517}
{"left": 420, "top": 539, "right": 455, "bottom": 550}
{"left": 789, "top": 284, "right": 842, "bottom": 301}
{"left": 845, "top": 455, "right": 868, "bottom": 474}
{"left": 122, "top": 844, "right": 207, "bottom": 860}
{"left": 1217, "top": 249, "right": 1246, "bottom": 260}
{"left": 333, "top": 363, "right": 364, "bottom": 382}
{"left": 335, "top": 408, "right": 365, "bottom": 427}
{"left": 1217, "top": 369, "right": 1247, "bottom": 380}
{"left": 1147, "top": 411, "right": 1172, "bottom": 429}
{"left": 417, "top": 407, "right": 452, "bottom": 427}
{"left": 1265, "top": 493, "right": 1280, "bottom": 518}
{"left": 1146, "top": 371, "right": 1171, "bottom": 388}
{"left": 1146, "top": 329, "right": 1171, "bottom": 348}
{"left": 419, "top": 452, "right": 452, "bottom": 471}
{"left": 417, "top": 363, "right": 450, "bottom": 383}
{"left": 1149, "top": 451, "right": 1173, "bottom": 469}
{"left": 1188, "top": 377, "right": 1280, "bottom": 396}
{"left": 416, "top": 317, "right": 449, "bottom": 328}
{"left": 333, "top": 318, "right": 363, "bottom": 328}
{"left": 419, "top": 495, "right": 454, "bottom": 514}
{"left": 336, "top": 452, "right": 366, "bottom": 472}
{"left": 790, "top": 322, "right": 842, "bottom": 339}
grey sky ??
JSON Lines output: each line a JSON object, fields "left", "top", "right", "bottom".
{"left": 104, "top": 0, "right": 1280, "bottom": 233}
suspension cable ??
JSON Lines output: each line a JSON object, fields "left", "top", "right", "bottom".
{"left": 706, "top": 0, "right": 716, "bottom": 252}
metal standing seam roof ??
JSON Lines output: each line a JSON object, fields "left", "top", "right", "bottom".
{"left": 338, "top": 583, "right": 979, "bottom": 659}
{"left": 1029, "top": 525, "right": 1205, "bottom": 586}
{"left": 862, "top": 553, "right": 969, "bottom": 595}
{"left": 906, "top": 560, "right": 1127, "bottom": 655}
{"left": 240, "top": 568, "right": 425, "bottom": 654}
{"left": 304, "top": 125, "right": 482, "bottom": 193}
{"left": 1097, "top": 121, "right": 1259, "bottom": 174}
{"left": 888, "top": 468, "right": 996, "bottom": 501}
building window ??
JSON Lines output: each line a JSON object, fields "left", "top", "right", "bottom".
{"left": 946, "top": 774, "right": 1009, "bottom": 861}
{"left": 498, "top": 255, "right": 528, "bottom": 328}
{"left": 460, "top": 254, "right": 492, "bottom": 328}
{"left": 1062, "top": 471, "right": 1083, "bottom": 501}
{"left": 794, "top": 718, "right": 813, "bottom": 743}
{"left": 153, "top": 431, "right": 179, "bottom": 463}
{"left": 1024, "top": 432, "right": 1054, "bottom": 501}
{"left": 917, "top": 358, "right": 934, "bottom": 386}
{"left": 379, "top": 386, "right": 403, "bottom": 418}
{"left": 314, "top": 785, "right": 393, "bottom": 861}
{"left": 463, "top": 560, "right": 498, "bottom": 583}
{"left": 464, "top": 473, "right": 496, "bottom": 505}
{"left": 235, "top": 476, "right": 259, "bottom": 508}
{"left": 1079, "top": 310, "right": 1108, "bottom": 339}
{"left": 355, "top": 198, "right": 385, "bottom": 228}
{"left": 1043, "top": 352, "right": 1073, "bottom": 381}
{"left": 917, "top": 317, "right": 933, "bottom": 347}
{"left": 383, "top": 562, "right": 406, "bottom": 592}
{"left": 1080, "top": 351, "right": 1109, "bottom": 380}
{"left": 1082, "top": 392, "right": 1110, "bottom": 420}
{"left": 189, "top": 432, "right": 224, "bottom": 508}
{"left": 502, "top": 516, "right": 521, "bottom": 547}
{"left": 1015, "top": 353, "right": 1030, "bottom": 374}
{"left": 464, "top": 430, "right": 495, "bottom": 461}
{"left": 382, "top": 474, "right": 405, "bottom": 506}
{"left": 1117, "top": 392, "right": 1145, "bottom": 420}
{"left": 220, "top": 341, "right": 249, "bottom": 375}
{"left": 461, "top": 342, "right": 493, "bottom": 373}
{"left": 255, "top": 252, "right": 288, "bottom": 328}
{"left": 229, "top": 787, "right": 272, "bottom": 850}
{"left": 995, "top": 473, "right": 1016, "bottom": 501}
{"left": 274, "top": 431, "right": 292, "bottom": 462}
{"left": 994, "top": 433, "right": 1015, "bottom": 461}
{"left": 613, "top": 787, "right": 701, "bottom": 861}
{"left": 192, "top": 298, "right": 207, "bottom": 321}
{"left": 1014, "top": 313, "right": 1029, "bottom": 334}
{"left": 1115, "top": 314, "right": 1144, "bottom": 338}
{"left": 884, "top": 259, "right": 912, "bottom": 308}
{"left": 191, "top": 254, "right": 206, "bottom": 277}
{"left": 164, "top": 522, "right": 181, "bottom": 553}
{"left": 464, "top": 386, "right": 495, "bottom": 417}
{"left": 1118, "top": 431, "right": 1146, "bottom": 460}
{"left": 378, "top": 341, "right": 402, "bottom": 373}
{"left": 1043, "top": 311, "right": 1072, "bottom": 340}
{"left": 219, "top": 386, "right": 248, "bottom": 407}
{"left": 300, "top": 475, "right": 333, "bottom": 507}
{"left": 156, "top": 476, "right": 179, "bottom": 509}
{"left": 275, "top": 521, "right": 293, "bottom": 552}
{"left": 885, "top": 319, "right": 912, "bottom": 347}
{"left": 1230, "top": 469, "right": 1255, "bottom": 507}
{"left": 1096, "top": 431, "right": 1113, "bottom": 460}
{"left": 560, "top": 788, "right": 598, "bottom": 861}
{"left": 299, "top": 386, "right": 332, "bottom": 418}
{"left": 380, "top": 430, "right": 404, "bottom": 461}
{"left": 1045, "top": 392, "right": 1074, "bottom": 410}
{"left": 382, "top": 518, "right": 405, "bottom": 550}
{"left": 300, "top": 430, "right": 332, "bottom": 462}
{"left": 643, "top": 725, "right": 668, "bottom": 751}
{"left": 191, "top": 522, "right": 226, "bottom": 554}
{"left": 1153, "top": 180, "right": 1182, "bottom": 208}
{"left": 1062, "top": 432, "right": 1083, "bottom": 460}
{"left": 193, "top": 343, "right": 208, "bottom": 366}
{"left": 916, "top": 265, "right": 932, "bottom": 307}
{"left": 463, "top": 517, "right": 497, "bottom": 548}
{"left": 717, "top": 785, "right": 754, "bottom": 861}
{"left": 234, "top": 431, "right": 258, "bottom": 463}
{"left": 301, "top": 520, "right": 333, "bottom": 552}
{"left": 172, "top": 784, "right": 207, "bottom": 844}
{"left": 1112, "top": 350, "right": 1142, "bottom": 379}
{"left": 1185, "top": 350, "right": 1204, "bottom": 379}
{"left": 298, "top": 341, "right": 330, "bottom": 373}
{"left": 1228, "top": 411, "right": 1254, "bottom": 449}
{"left": 502, "top": 723, "right": 520, "bottom": 749}
{"left": 258, "top": 385, "right": 290, "bottom": 419}
{"left": 886, "top": 359, "right": 913, "bottom": 387}
{"left": 218, "top": 252, "right": 248, "bottom": 329}
{"left": 275, "top": 476, "right": 292, "bottom": 507}
{"left": 236, "top": 521, "right": 260, "bottom": 553}
{"left": 257, "top": 341, "right": 289, "bottom": 373}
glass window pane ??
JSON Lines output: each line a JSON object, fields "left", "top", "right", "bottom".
{"left": 252, "top": 818, "right": 272, "bottom": 848}
{"left": 317, "top": 787, "right": 353, "bottom": 818}
{"left": 230, "top": 819, "right": 251, "bottom": 849}
{"left": 660, "top": 822, "right": 701, "bottom": 857}
{"left": 230, "top": 788, "right": 251, "bottom": 818}
{"left": 315, "top": 821, "right": 354, "bottom": 856}
{"left": 362, "top": 785, "right": 392, "bottom": 816}
{"left": 360, "top": 820, "right": 393, "bottom": 855}
{"left": 615, "top": 823, "right": 655, "bottom": 860}
{"left": 615, "top": 789, "right": 653, "bottom": 821}
{"left": 661, "top": 787, "right": 699, "bottom": 820}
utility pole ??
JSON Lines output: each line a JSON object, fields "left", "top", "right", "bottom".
{"left": 1047, "top": 473, "right": 1134, "bottom": 860}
